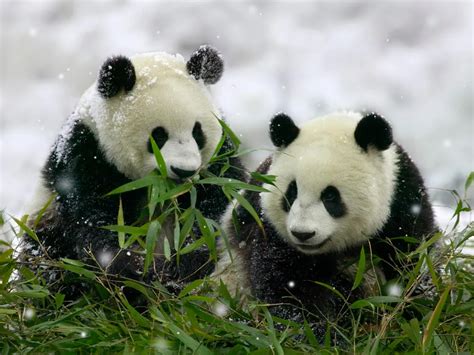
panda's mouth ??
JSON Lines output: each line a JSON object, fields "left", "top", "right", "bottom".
{"left": 294, "top": 237, "right": 331, "bottom": 252}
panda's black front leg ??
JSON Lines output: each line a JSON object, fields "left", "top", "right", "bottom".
{"left": 57, "top": 205, "right": 145, "bottom": 280}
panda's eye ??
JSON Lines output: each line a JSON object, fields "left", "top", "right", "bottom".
{"left": 282, "top": 180, "right": 298, "bottom": 212}
{"left": 192, "top": 121, "right": 206, "bottom": 150}
{"left": 147, "top": 126, "right": 168, "bottom": 152}
{"left": 321, "top": 185, "right": 346, "bottom": 218}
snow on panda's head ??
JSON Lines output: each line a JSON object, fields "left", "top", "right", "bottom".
{"left": 261, "top": 111, "right": 398, "bottom": 254}
{"left": 80, "top": 45, "right": 224, "bottom": 180}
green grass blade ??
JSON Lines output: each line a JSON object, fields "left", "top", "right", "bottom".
{"left": 352, "top": 246, "right": 366, "bottom": 290}
{"left": 422, "top": 286, "right": 451, "bottom": 351}
{"left": 144, "top": 220, "right": 160, "bottom": 275}
{"left": 149, "top": 135, "right": 168, "bottom": 178}
{"left": 106, "top": 174, "right": 157, "bottom": 195}
{"left": 199, "top": 177, "right": 268, "bottom": 192}
{"left": 117, "top": 198, "right": 125, "bottom": 248}
{"left": 228, "top": 188, "right": 263, "bottom": 230}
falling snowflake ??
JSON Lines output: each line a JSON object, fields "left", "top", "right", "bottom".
{"left": 410, "top": 204, "right": 421, "bottom": 216}
{"left": 98, "top": 250, "right": 113, "bottom": 268}
{"left": 287, "top": 280, "right": 295, "bottom": 288}
{"left": 212, "top": 302, "right": 229, "bottom": 317}
{"left": 153, "top": 338, "right": 169, "bottom": 351}
{"left": 443, "top": 139, "right": 452, "bottom": 148}
{"left": 80, "top": 331, "right": 88, "bottom": 338}
{"left": 55, "top": 175, "right": 74, "bottom": 194}
{"left": 386, "top": 283, "right": 403, "bottom": 297}
{"left": 23, "top": 307, "right": 36, "bottom": 320}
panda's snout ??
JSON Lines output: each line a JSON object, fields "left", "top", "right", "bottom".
{"left": 291, "top": 230, "right": 315, "bottom": 241}
{"left": 171, "top": 166, "right": 197, "bottom": 179}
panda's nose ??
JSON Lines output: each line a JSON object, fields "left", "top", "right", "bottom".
{"left": 291, "top": 230, "right": 315, "bottom": 241}
{"left": 171, "top": 166, "right": 196, "bottom": 178}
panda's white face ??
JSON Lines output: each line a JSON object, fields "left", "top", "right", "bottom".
{"left": 261, "top": 112, "right": 398, "bottom": 254}
{"left": 82, "top": 51, "right": 222, "bottom": 180}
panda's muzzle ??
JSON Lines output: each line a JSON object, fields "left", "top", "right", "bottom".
{"left": 291, "top": 230, "right": 315, "bottom": 241}
{"left": 171, "top": 166, "right": 197, "bottom": 179}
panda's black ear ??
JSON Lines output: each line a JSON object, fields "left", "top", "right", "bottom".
{"left": 269, "top": 113, "right": 300, "bottom": 148}
{"left": 186, "top": 45, "right": 224, "bottom": 85}
{"left": 354, "top": 113, "right": 393, "bottom": 151}
{"left": 97, "top": 56, "right": 136, "bottom": 98}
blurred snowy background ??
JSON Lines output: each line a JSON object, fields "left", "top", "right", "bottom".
{"left": 0, "top": 0, "right": 472, "bottom": 234}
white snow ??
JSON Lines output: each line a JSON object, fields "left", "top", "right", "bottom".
{"left": 386, "top": 283, "right": 403, "bottom": 297}
{"left": 0, "top": 1, "right": 472, "bottom": 240}
{"left": 212, "top": 302, "right": 229, "bottom": 317}
{"left": 22, "top": 307, "right": 36, "bottom": 321}
{"left": 97, "top": 250, "right": 113, "bottom": 268}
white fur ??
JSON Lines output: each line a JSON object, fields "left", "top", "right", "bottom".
{"left": 70, "top": 52, "right": 222, "bottom": 180}
{"left": 261, "top": 112, "right": 398, "bottom": 254}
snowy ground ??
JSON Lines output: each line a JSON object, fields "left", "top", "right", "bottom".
{"left": 0, "top": 0, "right": 472, "bottom": 240}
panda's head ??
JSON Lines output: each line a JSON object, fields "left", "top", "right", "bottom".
{"left": 261, "top": 111, "right": 398, "bottom": 254}
{"left": 81, "top": 45, "right": 224, "bottom": 180}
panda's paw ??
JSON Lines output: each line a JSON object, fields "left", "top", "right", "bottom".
{"left": 95, "top": 248, "right": 145, "bottom": 280}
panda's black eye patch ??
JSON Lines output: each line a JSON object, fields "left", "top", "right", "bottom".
{"left": 147, "top": 126, "right": 168, "bottom": 152}
{"left": 321, "top": 185, "right": 346, "bottom": 218}
{"left": 192, "top": 121, "right": 206, "bottom": 150}
{"left": 282, "top": 180, "right": 298, "bottom": 212}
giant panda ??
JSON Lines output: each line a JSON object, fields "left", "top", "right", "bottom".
{"left": 19, "top": 45, "right": 244, "bottom": 295}
{"left": 213, "top": 111, "right": 436, "bottom": 340}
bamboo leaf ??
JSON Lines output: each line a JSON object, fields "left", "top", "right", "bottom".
{"left": 33, "top": 193, "right": 56, "bottom": 229}
{"left": 163, "top": 237, "right": 171, "bottom": 261}
{"left": 11, "top": 216, "right": 39, "bottom": 243}
{"left": 149, "top": 135, "right": 168, "bottom": 178}
{"left": 199, "top": 177, "right": 268, "bottom": 192}
{"left": 214, "top": 113, "right": 241, "bottom": 148}
{"left": 413, "top": 232, "right": 444, "bottom": 255}
{"left": 422, "top": 286, "right": 451, "bottom": 351}
{"left": 144, "top": 220, "right": 160, "bottom": 275}
{"left": 352, "top": 246, "right": 366, "bottom": 290}
{"left": 117, "top": 198, "right": 125, "bottom": 248}
{"left": 228, "top": 188, "right": 263, "bottom": 230}
{"left": 106, "top": 175, "right": 158, "bottom": 195}
{"left": 465, "top": 171, "right": 474, "bottom": 191}
{"left": 166, "top": 323, "right": 212, "bottom": 355}
{"left": 178, "top": 279, "right": 205, "bottom": 298}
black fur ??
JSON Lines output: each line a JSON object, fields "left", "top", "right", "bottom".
{"left": 21, "top": 119, "right": 244, "bottom": 296}
{"left": 148, "top": 126, "right": 169, "bottom": 152}
{"left": 354, "top": 113, "right": 393, "bottom": 151}
{"left": 321, "top": 185, "right": 347, "bottom": 218}
{"left": 269, "top": 113, "right": 300, "bottom": 148}
{"left": 97, "top": 56, "right": 136, "bottom": 98}
{"left": 186, "top": 45, "right": 224, "bottom": 85}
{"left": 372, "top": 144, "right": 436, "bottom": 279}
{"left": 281, "top": 180, "right": 297, "bottom": 212}
{"left": 192, "top": 121, "right": 206, "bottom": 150}
{"left": 229, "top": 141, "right": 436, "bottom": 341}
